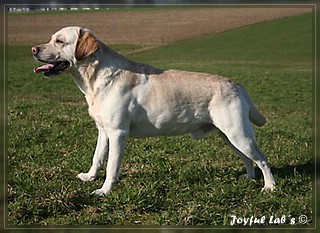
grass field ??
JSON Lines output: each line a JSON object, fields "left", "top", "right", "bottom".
{"left": 7, "top": 12, "right": 314, "bottom": 226}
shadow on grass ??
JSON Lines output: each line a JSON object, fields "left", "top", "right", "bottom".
{"left": 234, "top": 160, "right": 313, "bottom": 179}
{"left": 272, "top": 160, "right": 314, "bottom": 179}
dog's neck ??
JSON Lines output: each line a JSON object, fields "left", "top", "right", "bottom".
{"left": 70, "top": 43, "right": 164, "bottom": 96}
{"left": 70, "top": 44, "right": 127, "bottom": 94}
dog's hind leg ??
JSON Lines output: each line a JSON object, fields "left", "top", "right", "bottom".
{"left": 210, "top": 100, "right": 275, "bottom": 192}
{"left": 77, "top": 126, "right": 108, "bottom": 182}
{"left": 218, "top": 131, "right": 255, "bottom": 179}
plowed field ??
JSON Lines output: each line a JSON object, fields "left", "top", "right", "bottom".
{"left": 8, "top": 7, "right": 310, "bottom": 45}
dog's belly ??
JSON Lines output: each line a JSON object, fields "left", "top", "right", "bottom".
{"left": 128, "top": 107, "right": 214, "bottom": 138}
{"left": 129, "top": 122, "right": 204, "bottom": 137}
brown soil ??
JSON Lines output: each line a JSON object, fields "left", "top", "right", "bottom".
{"left": 8, "top": 7, "right": 311, "bottom": 45}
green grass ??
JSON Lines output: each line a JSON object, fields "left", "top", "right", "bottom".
{"left": 131, "top": 13, "right": 312, "bottom": 70}
{"left": 7, "top": 13, "right": 314, "bottom": 226}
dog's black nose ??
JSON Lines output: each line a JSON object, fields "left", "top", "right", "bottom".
{"left": 31, "top": 46, "right": 39, "bottom": 56}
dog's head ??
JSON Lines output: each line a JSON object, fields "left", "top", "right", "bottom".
{"left": 32, "top": 26, "right": 99, "bottom": 77}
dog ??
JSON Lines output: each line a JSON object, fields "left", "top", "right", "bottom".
{"left": 32, "top": 26, "right": 275, "bottom": 196}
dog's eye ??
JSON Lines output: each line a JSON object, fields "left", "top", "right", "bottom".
{"left": 55, "top": 39, "right": 64, "bottom": 44}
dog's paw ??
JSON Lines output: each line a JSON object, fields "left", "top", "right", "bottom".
{"left": 261, "top": 184, "right": 275, "bottom": 193}
{"left": 91, "top": 188, "right": 110, "bottom": 196}
{"left": 77, "top": 172, "right": 95, "bottom": 182}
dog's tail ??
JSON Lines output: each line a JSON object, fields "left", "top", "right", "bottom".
{"left": 237, "top": 84, "right": 266, "bottom": 127}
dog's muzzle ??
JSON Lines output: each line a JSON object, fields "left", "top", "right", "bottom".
{"left": 32, "top": 46, "right": 71, "bottom": 77}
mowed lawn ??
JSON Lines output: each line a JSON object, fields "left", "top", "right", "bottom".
{"left": 7, "top": 13, "right": 313, "bottom": 226}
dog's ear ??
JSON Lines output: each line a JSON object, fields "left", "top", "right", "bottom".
{"left": 75, "top": 29, "right": 99, "bottom": 61}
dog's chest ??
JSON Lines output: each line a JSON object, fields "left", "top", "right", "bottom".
{"left": 84, "top": 89, "right": 130, "bottom": 129}
{"left": 85, "top": 93, "right": 106, "bottom": 126}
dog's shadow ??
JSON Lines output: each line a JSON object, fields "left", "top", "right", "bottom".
{"left": 245, "top": 160, "right": 314, "bottom": 182}
{"left": 272, "top": 160, "right": 314, "bottom": 179}
{"left": 119, "top": 160, "right": 314, "bottom": 185}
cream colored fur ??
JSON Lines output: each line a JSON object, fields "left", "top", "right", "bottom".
{"left": 32, "top": 26, "right": 275, "bottom": 195}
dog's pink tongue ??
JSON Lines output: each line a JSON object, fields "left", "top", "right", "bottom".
{"left": 33, "top": 64, "right": 54, "bottom": 73}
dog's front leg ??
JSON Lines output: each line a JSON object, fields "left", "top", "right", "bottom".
{"left": 92, "top": 129, "right": 128, "bottom": 196}
{"left": 77, "top": 126, "right": 108, "bottom": 182}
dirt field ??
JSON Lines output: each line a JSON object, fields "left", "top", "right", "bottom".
{"left": 8, "top": 7, "right": 311, "bottom": 45}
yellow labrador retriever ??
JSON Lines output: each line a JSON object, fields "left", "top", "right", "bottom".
{"left": 32, "top": 26, "right": 275, "bottom": 195}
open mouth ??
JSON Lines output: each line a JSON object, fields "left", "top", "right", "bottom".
{"left": 33, "top": 60, "right": 70, "bottom": 77}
